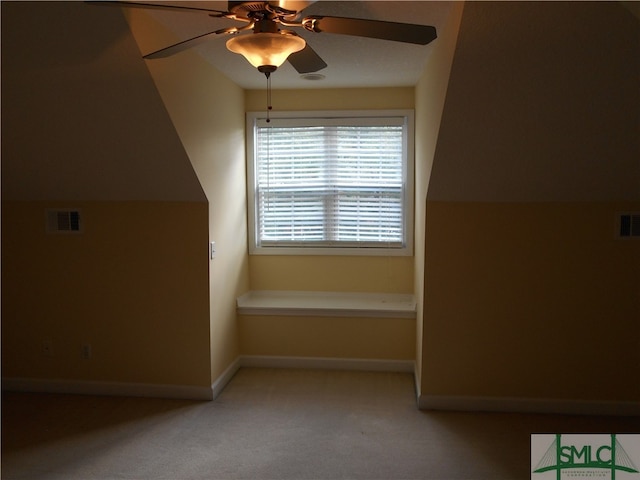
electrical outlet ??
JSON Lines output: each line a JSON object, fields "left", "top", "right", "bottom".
{"left": 41, "top": 340, "right": 54, "bottom": 357}
{"left": 81, "top": 343, "right": 92, "bottom": 360}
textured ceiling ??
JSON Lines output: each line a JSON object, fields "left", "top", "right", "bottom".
{"left": 135, "top": 1, "right": 454, "bottom": 89}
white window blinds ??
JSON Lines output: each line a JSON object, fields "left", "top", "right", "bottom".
{"left": 248, "top": 112, "right": 413, "bottom": 255}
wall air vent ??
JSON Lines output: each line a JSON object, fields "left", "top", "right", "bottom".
{"left": 618, "top": 213, "right": 640, "bottom": 238}
{"left": 46, "top": 209, "right": 83, "bottom": 234}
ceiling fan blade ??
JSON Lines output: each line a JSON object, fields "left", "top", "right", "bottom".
{"left": 304, "top": 16, "right": 437, "bottom": 45}
{"left": 287, "top": 44, "right": 327, "bottom": 74}
{"left": 143, "top": 30, "right": 220, "bottom": 59}
{"left": 87, "top": 1, "right": 229, "bottom": 15}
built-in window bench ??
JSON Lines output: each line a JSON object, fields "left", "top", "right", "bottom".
{"left": 236, "top": 291, "right": 416, "bottom": 319}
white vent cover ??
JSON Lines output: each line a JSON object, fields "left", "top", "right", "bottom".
{"left": 46, "top": 209, "right": 82, "bottom": 233}
{"left": 618, "top": 213, "right": 640, "bottom": 238}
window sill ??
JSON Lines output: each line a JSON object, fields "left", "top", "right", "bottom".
{"left": 236, "top": 290, "right": 416, "bottom": 319}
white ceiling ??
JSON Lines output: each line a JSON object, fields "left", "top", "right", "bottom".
{"left": 136, "top": 1, "right": 454, "bottom": 89}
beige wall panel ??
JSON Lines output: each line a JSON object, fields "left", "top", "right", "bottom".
{"left": 2, "top": 201, "right": 211, "bottom": 387}
{"left": 249, "top": 256, "right": 413, "bottom": 294}
{"left": 239, "top": 315, "right": 415, "bottom": 360}
{"left": 422, "top": 201, "right": 640, "bottom": 402}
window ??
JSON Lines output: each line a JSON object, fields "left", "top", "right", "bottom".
{"left": 246, "top": 110, "right": 414, "bottom": 256}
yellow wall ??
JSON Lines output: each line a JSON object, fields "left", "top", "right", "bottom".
{"left": 4, "top": 1, "right": 638, "bottom": 406}
{"left": 124, "top": 9, "right": 250, "bottom": 384}
{"left": 422, "top": 202, "right": 640, "bottom": 401}
{"left": 1, "top": 202, "right": 211, "bottom": 386}
{"left": 248, "top": 256, "right": 413, "bottom": 294}
{"left": 246, "top": 86, "right": 415, "bottom": 113}
{"left": 245, "top": 86, "right": 415, "bottom": 294}
{"left": 239, "top": 315, "right": 415, "bottom": 360}
{"left": 421, "top": 2, "right": 640, "bottom": 403}
{"left": 241, "top": 87, "right": 416, "bottom": 361}
{"left": 413, "top": 2, "right": 463, "bottom": 393}
{"left": 1, "top": 3, "right": 212, "bottom": 391}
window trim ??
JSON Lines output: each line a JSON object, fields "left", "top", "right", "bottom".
{"left": 246, "top": 109, "right": 414, "bottom": 256}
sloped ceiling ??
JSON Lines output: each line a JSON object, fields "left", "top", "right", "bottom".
{"left": 4, "top": 1, "right": 637, "bottom": 203}
{"left": 428, "top": 1, "right": 640, "bottom": 202}
{"left": 1, "top": 1, "right": 206, "bottom": 201}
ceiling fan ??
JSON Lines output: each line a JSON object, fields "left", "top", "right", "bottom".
{"left": 93, "top": 1, "right": 438, "bottom": 77}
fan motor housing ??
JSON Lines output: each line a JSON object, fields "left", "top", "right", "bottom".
{"left": 229, "top": 2, "right": 270, "bottom": 19}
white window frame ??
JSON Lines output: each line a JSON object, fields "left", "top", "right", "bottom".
{"left": 246, "top": 109, "right": 414, "bottom": 256}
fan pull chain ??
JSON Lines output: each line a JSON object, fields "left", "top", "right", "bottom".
{"left": 266, "top": 72, "right": 272, "bottom": 123}
{"left": 265, "top": 116, "right": 271, "bottom": 212}
{"left": 258, "top": 66, "right": 277, "bottom": 123}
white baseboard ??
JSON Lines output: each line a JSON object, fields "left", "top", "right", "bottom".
{"left": 0, "top": 356, "right": 411, "bottom": 401}
{"left": 418, "top": 394, "right": 640, "bottom": 416}
{"left": 239, "top": 355, "right": 415, "bottom": 373}
{"left": 2, "top": 377, "right": 213, "bottom": 401}
{"left": 8, "top": 364, "right": 634, "bottom": 416}
{"left": 211, "top": 356, "right": 242, "bottom": 399}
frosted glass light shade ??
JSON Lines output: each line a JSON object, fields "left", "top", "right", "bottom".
{"left": 226, "top": 32, "right": 306, "bottom": 69}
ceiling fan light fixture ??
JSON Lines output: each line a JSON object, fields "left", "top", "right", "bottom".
{"left": 226, "top": 32, "right": 306, "bottom": 70}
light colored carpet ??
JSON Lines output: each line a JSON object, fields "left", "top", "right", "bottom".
{"left": 2, "top": 368, "right": 639, "bottom": 479}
